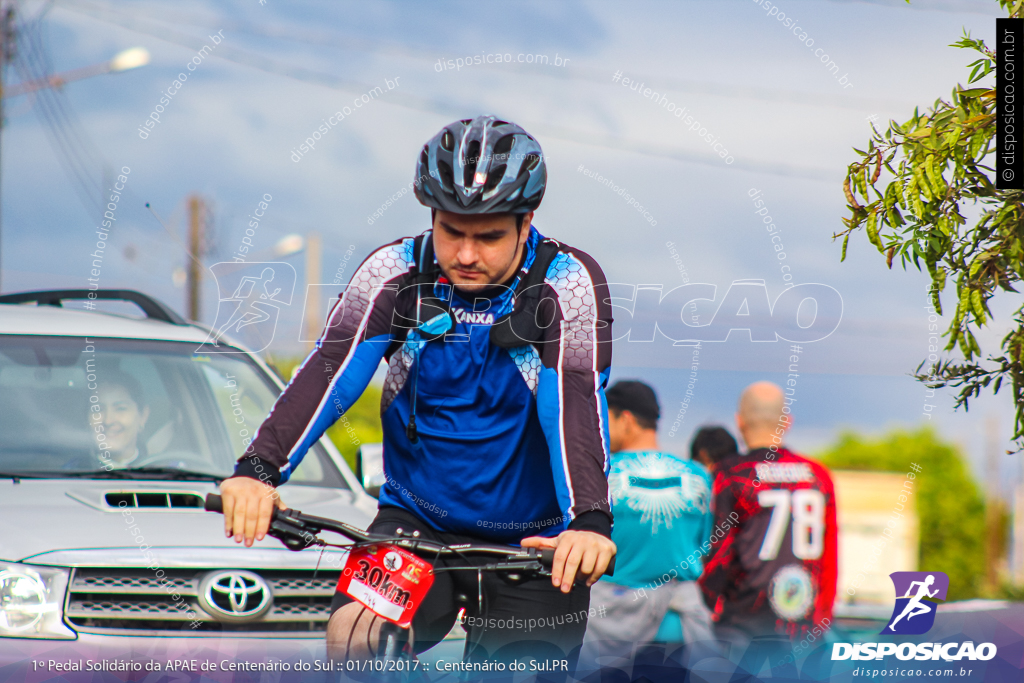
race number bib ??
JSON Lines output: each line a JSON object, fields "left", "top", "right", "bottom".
{"left": 337, "top": 544, "right": 434, "bottom": 627}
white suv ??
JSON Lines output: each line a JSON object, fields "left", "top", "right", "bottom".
{"left": 0, "top": 289, "right": 378, "bottom": 662}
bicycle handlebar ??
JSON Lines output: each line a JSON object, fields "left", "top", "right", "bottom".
{"left": 205, "top": 494, "right": 614, "bottom": 576}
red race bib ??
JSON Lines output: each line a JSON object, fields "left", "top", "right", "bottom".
{"left": 337, "top": 544, "right": 435, "bottom": 627}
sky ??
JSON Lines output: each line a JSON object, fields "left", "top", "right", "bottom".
{"left": 1, "top": 0, "right": 1021, "bottom": 494}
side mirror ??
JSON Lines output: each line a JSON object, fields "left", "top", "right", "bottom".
{"left": 355, "top": 443, "right": 385, "bottom": 497}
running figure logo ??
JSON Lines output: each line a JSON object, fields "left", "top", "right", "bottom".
{"left": 200, "top": 262, "right": 296, "bottom": 354}
{"left": 220, "top": 268, "right": 282, "bottom": 332}
{"left": 881, "top": 571, "right": 949, "bottom": 635}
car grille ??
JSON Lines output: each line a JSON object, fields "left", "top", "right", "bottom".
{"left": 66, "top": 567, "right": 340, "bottom": 634}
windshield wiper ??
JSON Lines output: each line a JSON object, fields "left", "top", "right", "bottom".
{"left": 0, "top": 471, "right": 52, "bottom": 480}
{"left": 0, "top": 470, "right": 141, "bottom": 480}
{"left": 0, "top": 468, "right": 224, "bottom": 481}
{"left": 119, "top": 467, "right": 224, "bottom": 481}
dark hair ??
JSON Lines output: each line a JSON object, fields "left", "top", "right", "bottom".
{"left": 609, "top": 406, "right": 657, "bottom": 431}
{"left": 606, "top": 380, "right": 660, "bottom": 431}
{"left": 99, "top": 371, "right": 147, "bottom": 409}
{"left": 690, "top": 426, "right": 738, "bottom": 465}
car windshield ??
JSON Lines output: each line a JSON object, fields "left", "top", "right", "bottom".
{"left": 0, "top": 335, "right": 347, "bottom": 488}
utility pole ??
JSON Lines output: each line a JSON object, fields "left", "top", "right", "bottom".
{"left": 0, "top": 3, "right": 15, "bottom": 292}
{"left": 186, "top": 195, "right": 205, "bottom": 321}
{"left": 304, "top": 231, "right": 321, "bottom": 350}
{"left": 984, "top": 415, "right": 1004, "bottom": 594}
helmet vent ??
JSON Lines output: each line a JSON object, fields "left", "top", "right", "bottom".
{"left": 493, "top": 135, "right": 514, "bottom": 160}
{"left": 464, "top": 140, "right": 481, "bottom": 186}
{"left": 436, "top": 159, "right": 455, "bottom": 191}
{"left": 483, "top": 165, "right": 506, "bottom": 193}
{"left": 440, "top": 131, "right": 455, "bottom": 152}
{"left": 523, "top": 153, "right": 540, "bottom": 171}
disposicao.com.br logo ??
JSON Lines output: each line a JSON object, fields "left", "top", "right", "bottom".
{"left": 831, "top": 571, "right": 997, "bottom": 662}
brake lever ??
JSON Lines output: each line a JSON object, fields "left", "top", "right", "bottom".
{"left": 267, "top": 513, "right": 321, "bottom": 552}
{"left": 485, "top": 560, "right": 548, "bottom": 586}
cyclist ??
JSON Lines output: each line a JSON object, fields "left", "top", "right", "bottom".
{"left": 218, "top": 115, "right": 615, "bottom": 666}
{"left": 582, "top": 381, "right": 715, "bottom": 657}
{"left": 698, "top": 381, "right": 837, "bottom": 656}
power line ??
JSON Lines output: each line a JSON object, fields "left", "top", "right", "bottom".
{"left": 12, "top": 4, "right": 106, "bottom": 218}
{"left": 58, "top": 0, "right": 917, "bottom": 114}
{"left": 56, "top": 0, "right": 835, "bottom": 180}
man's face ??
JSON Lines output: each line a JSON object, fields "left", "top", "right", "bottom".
{"left": 432, "top": 210, "right": 532, "bottom": 292}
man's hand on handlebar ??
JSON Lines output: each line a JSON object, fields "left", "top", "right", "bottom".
{"left": 219, "top": 476, "right": 286, "bottom": 547}
{"left": 521, "top": 531, "right": 616, "bottom": 593}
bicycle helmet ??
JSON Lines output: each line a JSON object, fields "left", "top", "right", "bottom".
{"left": 414, "top": 115, "right": 546, "bottom": 214}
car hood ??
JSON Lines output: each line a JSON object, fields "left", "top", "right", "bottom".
{"left": 0, "top": 478, "right": 377, "bottom": 568}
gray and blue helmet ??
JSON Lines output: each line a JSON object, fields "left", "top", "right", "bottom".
{"left": 414, "top": 115, "right": 546, "bottom": 214}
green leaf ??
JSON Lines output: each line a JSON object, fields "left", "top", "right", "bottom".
{"left": 894, "top": 181, "right": 907, "bottom": 210}
{"left": 970, "top": 289, "right": 986, "bottom": 323}
{"left": 914, "top": 165, "right": 934, "bottom": 202}
{"left": 866, "top": 210, "right": 883, "bottom": 250}
{"left": 925, "top": 155, "right": 946, "bottom": 198}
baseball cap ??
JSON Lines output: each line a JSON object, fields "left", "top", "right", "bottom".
{"left": 606, "top": 380, "right": 661, "bottom": 423}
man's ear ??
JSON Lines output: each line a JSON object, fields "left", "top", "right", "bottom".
{"left": 519, "top": 211, "right": 534, "bottom": 238}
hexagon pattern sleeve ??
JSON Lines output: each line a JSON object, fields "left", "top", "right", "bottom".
{"left": 534, "top": 246, "right": 614, "bottom": 530}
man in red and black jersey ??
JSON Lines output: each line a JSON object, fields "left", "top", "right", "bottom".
{"left": 698, "top": 381, "right": 837, "bottom": 652}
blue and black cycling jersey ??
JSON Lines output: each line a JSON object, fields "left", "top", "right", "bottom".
{"left": 234, "top": 226, "right": 614, "bottom": 544}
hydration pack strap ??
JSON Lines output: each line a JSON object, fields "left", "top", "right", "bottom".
{"left": 489, "top": 238, "right": 564, "bottom": 349}
{"left": 399, "top": 232, "right": 453, "bottom": 342}
{"left": 400, "top": 232, "right": 564, "bottom": 349}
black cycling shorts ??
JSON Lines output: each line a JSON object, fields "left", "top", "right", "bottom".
{"left": 329, "top": 506, "right": 591, "bottom": 666}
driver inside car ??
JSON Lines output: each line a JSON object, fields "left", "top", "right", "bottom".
{"left": 91, "top": 372, "right": 150, "bottom": 469}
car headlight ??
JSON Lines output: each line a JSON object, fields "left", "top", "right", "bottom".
{"left": 0, "top": 562, "right": 76, "bottom": 639}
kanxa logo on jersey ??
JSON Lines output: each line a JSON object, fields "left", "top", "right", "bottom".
{"left": 831, "top": 570, "right": 997, "bottom": 662}
{"left": 452, "top": 307, "right": 495, "bottom": 325}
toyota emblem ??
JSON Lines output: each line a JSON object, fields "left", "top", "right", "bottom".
{"left": 197, "top": 570, "right": 273, "bottom": 622}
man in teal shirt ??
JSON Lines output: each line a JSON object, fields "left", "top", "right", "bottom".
{"left": 583, "top": 381, "right": 716, "bottom": 653}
